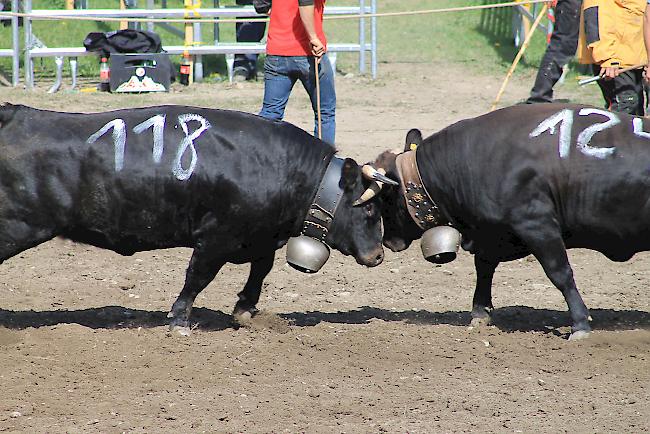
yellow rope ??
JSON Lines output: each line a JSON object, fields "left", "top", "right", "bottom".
{"left": 0, "top": 0, "right": 549, "bottom": 24}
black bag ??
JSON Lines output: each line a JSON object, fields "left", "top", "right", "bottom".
{"left": 84, "top": 29, "right": 163, "bottom": 57}
{"left": 84, "top": 29, "right": 174, "bottom": 83}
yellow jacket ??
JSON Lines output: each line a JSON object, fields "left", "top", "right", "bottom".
{"left": 577, "top": 0, "right": 647, "bottom": 68}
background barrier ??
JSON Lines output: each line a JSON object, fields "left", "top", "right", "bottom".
{"left": 0, "top": 0, "right": 552, "bottom": 91}
{"left": 5, "top": 0, "right": 377, "bottom": 90}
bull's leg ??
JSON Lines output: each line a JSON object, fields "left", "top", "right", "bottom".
{"left": 168, "top": 248, "right": 225, "bottom": 335}
{"left": 232, "top": 252, "right": 275, "bottom": 324}
{"left": 470, "top": 254, "right": 498, "bottom": 327}
{"left": 513, "top": 221, "right": 591, "bottom": 339}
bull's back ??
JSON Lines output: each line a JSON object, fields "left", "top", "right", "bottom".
{"left": 420, "top": 104, "right": 650, "bottom": 259}
{"left": 0, "top": 104, "right": 329, "bottom": 254}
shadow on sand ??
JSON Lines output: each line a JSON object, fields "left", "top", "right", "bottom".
{"left": 1, "top": 305, "right": 648, "bottom": 335}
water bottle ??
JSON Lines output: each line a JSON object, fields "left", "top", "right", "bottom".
{"left": 99, "top": 57, "right": 110, "bottom": 92}
{"left": 180, "top": 52, "right": 191, "bottom": 86}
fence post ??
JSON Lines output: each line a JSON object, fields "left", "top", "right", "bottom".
{"left": 146, "top": 0, "right": 154, "bottom": 32}
{"left": 11, "top": 0, "right": 19, "bottom": 86}
{"left": 193, "top": 0, "right": 203, "bottom": 82}
{"left": 184, "top": 0, "right": 194, "bottom": 84}
{"left": 371, "top": 0, "right": 376, "bottom": 78}
{"left": 359, "top": 0, "right": 365, "bottom": 75}
{"left": 213, "top": 0, "right": 219, "bottom": 43}
{"left": 119, "top": 0, "right": 127, "bottom": 29}
{"left": 24, "top": 0, "right": 33, "bottom": 89}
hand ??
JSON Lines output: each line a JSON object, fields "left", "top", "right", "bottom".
{"left": 644, "top": 64, "right": 650, "bottom": 84}
{"left": 310, "top": 37, "right": 325, "bottom": 57}
{"left": 546, "top": 0, "right": 557, "bottom": 7}
{"left": 599, "top": 65, "right": 620, "bottom": 80}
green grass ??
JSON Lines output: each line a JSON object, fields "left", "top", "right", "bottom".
{"left": 0, "top": 0, "right": 565, "bottom": 80}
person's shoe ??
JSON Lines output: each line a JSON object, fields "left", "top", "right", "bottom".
{"left": 518, "top": 97, "right": 553, "bottom": 105}
{"left": 233, "top": 66, "right": 249, "bottom": 82}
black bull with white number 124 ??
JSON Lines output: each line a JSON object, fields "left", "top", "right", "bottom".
{"left": 0, "top": 103, "right": 388, "bottom": 334}
{"left": 362, "top": 104, "right": 650, "bottom": 340}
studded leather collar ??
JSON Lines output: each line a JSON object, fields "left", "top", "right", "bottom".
{"left": 300, "top": 156, "right": 345, "bottom": 243}
{"left": 395, "top": 150, "right": 446, "bottom": 230}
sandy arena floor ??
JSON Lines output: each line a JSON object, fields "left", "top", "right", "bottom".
{"left": 0, "top": 63, "right": 648, "bottom": 433}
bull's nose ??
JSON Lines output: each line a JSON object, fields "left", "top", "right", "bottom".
{"left": 361, "top": 248, "right": 384, "bottom": 267}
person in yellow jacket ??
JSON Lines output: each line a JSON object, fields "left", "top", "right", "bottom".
{"left": 644, "top": 0, "right": 650, "bottom": 84}
{"left": 578, "top": 0, "right": 647, "bottom": 114}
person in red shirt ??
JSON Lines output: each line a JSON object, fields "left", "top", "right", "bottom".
{"left": 258, "top": 0, "right": 336, "bottom": 145}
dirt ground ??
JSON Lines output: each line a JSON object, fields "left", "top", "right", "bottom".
{"left": 0, "top": 63, "right": 648, "bottom": 433}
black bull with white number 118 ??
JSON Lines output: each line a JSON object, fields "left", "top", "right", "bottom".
{"left": 0, "top": 103, "right": 388, "bottom": 334}
{"left": 364, "top": 104, "right": 650, "bottom": 340}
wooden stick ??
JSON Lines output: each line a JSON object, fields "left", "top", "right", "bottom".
{"left": 578, "top": 63, "right": 646, "bottom": 86}
{"left": 315, "top": 56, "right": 322, "bottom": 140}
{"left": 490, "top": 3, "right": 548, "bottom": 112}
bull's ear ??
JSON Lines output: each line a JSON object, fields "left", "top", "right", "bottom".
{"left": 404, "top": 128, "right": 422, "bottom": 152}
{"left": 341, "top": 158, "right": 360, "bottom": 192}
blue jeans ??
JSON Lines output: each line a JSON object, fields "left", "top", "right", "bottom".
{"left": 259, "top": 54, "right": 336, "bottom": 145}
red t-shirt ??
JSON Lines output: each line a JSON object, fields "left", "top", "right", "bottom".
{"left": 266, "top": 0, "right": 327, "bottom": 56}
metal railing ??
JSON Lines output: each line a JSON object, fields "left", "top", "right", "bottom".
{"left": 12, "top": 0, "right": 377, "bottom": 89}
{"left": 512, "top": 1, "right": 552, "bottom": 47}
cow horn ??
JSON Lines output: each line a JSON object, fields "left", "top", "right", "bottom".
{"left": 353, "top": 180, "right": 382, "bottom": 206}
{"left": 361, "top": 165, "right": 399, "bottom": 186}
{"left": 354, "top": 165, "right": 398, "bottom": 206}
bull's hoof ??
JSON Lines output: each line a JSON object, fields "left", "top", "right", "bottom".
{"left": 232, "top": 306, "right": 259, "bottom": 326}
{"left": 470, "top": 315, "right": 492, "bottom": 327}
{"left": 568, "top": 330, "right": 590, "bottom": 341}
{"left": 169, "top": 324, "right": 192, "bottom": 336}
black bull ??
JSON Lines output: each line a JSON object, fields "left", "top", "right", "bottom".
{"left": 0, "top": 103, "right": 384, "bottom": 331}
{"left": 373, "top": 104, "right": 650, "bottom": 339}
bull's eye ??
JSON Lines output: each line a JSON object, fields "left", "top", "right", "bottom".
{"left": 364, "top": 203, "right": 375, "bottom": 217}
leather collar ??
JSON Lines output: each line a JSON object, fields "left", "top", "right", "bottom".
{"left": 395, "top": 150, "right": 446, "bottom": 230}
{"left": 301, "top": 156, "right": 345, "bottom": 243}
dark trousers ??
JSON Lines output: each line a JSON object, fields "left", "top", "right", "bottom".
{"left": 526, "top": 0, "right": 582, "bottom": 103}
{"left": 234, "top": 20, "right": 267, "bottom": 78}
{"left": 592, "top": 65, "right": 645, "bottom": 116}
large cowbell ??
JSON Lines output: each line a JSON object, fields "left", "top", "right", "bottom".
{"left": 420, "top": 225, "right": 461, "bottom": 264}
{"left": 286, "top": 235, "right": 330, "bottom": 273}
{"left": 286, "top": 157, "right": 346, "bottom": 274}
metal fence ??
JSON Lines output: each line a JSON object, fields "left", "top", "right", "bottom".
{"left": 2, "top": 0, "right": 377, "bottom": 90}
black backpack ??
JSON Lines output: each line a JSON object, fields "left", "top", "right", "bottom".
{"left": 84, "top": 29, "right": 163, "bottom": 57}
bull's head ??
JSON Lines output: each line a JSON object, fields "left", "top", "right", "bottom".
{"left": 288, "top": 157, "right": 388, "bottom": 272}
{"left": 325, "top": 158, "right": 388, "bottom": 267}
{"left": 359, "top": 129, "right": 427, "bottom": 252}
